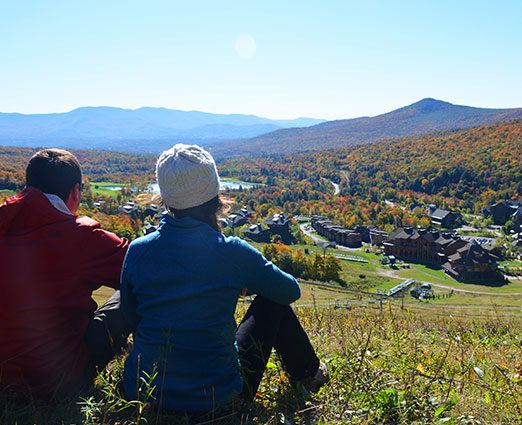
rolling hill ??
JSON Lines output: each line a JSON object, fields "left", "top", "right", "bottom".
{"left": 209, "top": 98, "right": 522, "bottom": 158}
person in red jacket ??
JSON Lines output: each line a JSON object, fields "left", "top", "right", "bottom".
{"left": 0, "top": 148, "right": 130, "bottom": 398}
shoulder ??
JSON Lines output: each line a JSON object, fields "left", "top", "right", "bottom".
{"left": 74, "top": 215, "right": 128, "bottom": 248}
{"left": 129, "top": 231, "right": 159, "bottom": 250}
{"left": 75, "top": 215, "right": 102, "bottom": 229}
{"left": 219, "top": 235, "right": 268, "bottom": 265}
{"left": 125, "top": 231, "right": 159, "bottom": 261}
{"left": 222, "top": 235, "right": 260, "bottom": 254}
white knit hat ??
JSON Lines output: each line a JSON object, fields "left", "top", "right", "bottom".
{"left": 156, "top": 144, "right": 221, "bottom": 210}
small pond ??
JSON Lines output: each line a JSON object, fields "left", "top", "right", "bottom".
{"left": 149, "top": 180, "right": 257, "bottom": 193}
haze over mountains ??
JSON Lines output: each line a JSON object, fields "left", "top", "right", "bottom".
{"left": 0, "top": 99, "right": 521, "bottom": 157}
{"left": 209, "top": 98, "right": 522, "bottom": 158}
{"left": 0, "top": 107, "right": 324, "bottom": 152}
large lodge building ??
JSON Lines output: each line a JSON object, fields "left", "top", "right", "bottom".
{"left": 311, "top": 216, "right": 388, "bottom": 248}
{"left": 384, "top": 227, "right": 501, "bottom": 282}
{"left": 311, "top": 214, "right": 501, "bottom": 283}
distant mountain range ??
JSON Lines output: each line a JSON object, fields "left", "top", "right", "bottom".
{"left": 1, "top": 99, "right": 521, "bottom": 157}
{"left": 0, "top": 107, "right": 324, "bottom": 152}
{"left": 208, "top": 98, "right": 522, "bottom": 158}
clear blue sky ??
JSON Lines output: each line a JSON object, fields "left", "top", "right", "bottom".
{"left": 1, "top": 0, "right": 521, "bottom": 120}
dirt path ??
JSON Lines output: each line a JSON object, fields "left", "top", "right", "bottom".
{"left": 427, "top": 282, "right": 522, "bottom": 296}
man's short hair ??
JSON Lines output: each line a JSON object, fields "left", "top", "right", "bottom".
{"left": 26, "top": 148, "right": 82, "bottom": 203}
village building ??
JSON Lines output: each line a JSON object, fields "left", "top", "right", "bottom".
{"left": 225, "top": 206, "right": 254, "bottom": 228}
{"left": 143, "top": 222, "right": 158, "bottom": 235}
{"left": 310, "top": 216, "right": 386, "bottom": 248}
{"left": 120, "top": 201, "right": 139, "bottom": 215}
{"left": 242, "top": 223, "right": 271, "bottom": 242}
{"left": 512, "top": 233, "right": 522, "bottom": 248}
{"left": 226, "top": 213, "right": 248, "bottom": 228}
{"left": 144, "top": 204, "right": 160, "bottom": 219}
{"left": 355, "top": 225, "right": 388, "bottom": 245}
{"left": 443, "top": 241, "right": 500, "bottom": 282}
{"left": 430, "top": 208, "right": 460, "bottom": 228}
{"left": 513, "top": 209, "right": 522, "bottom": 229}
{"left": 384, "top": 227, "right": 500, "bottom": 282}
{"left": 483, "top": 200, "right": 522, "bottom": 225}
{"left": 265, "top": 213, "right": 290, "bottom": 237}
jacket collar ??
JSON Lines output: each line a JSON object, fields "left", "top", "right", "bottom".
{"left": 43, "top": 193, "right": 72, "bottom": 215}
{"left": 161, "top": 213, "right": 212, "bottom": 230}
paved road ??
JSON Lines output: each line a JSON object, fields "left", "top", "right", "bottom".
{"left": 300, "top": 223, "right": 325, "bottom": 243}
{"left": 331, "top": 181, "right": 340, "bottom": 195}
{"left": 322, "top": 178, "right": 340, "bottom": 195}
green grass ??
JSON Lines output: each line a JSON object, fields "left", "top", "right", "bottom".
{"left": 4, "top": 305, "right": 522, "bottom": 424}
{"left": 90, "top": 182, "right": 126, "bottom": 197}
{"left": 457, "top": 229, "right": 496, "bottom": 237}
{"left": 221, "top": 177, "right": 253, "bottom": 184}
{"left": 428, "top": 292, "right": 522, "bottom": 308}
{"left": 500, "top": 259, "right": 522, "bottom": 267}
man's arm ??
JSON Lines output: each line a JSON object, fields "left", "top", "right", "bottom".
{"left": 77, "top": 217, "right": 129, "bottom": 290}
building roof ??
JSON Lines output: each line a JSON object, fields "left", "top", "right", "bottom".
{"left": 448, "top": 241, "right": 495, "bottom": 265}
{"left": 265, "top": 213, "right": 289, "bottom": 226}
{"left": 431, "top": 209, "right": 452, "bottom": 220}
{"left": 226, "top": 213, "right": 248, "bottom": 227}
{"left": 243, "top": 224, "right": 269, "bottom": 235}
{"left": 389, "top": 227, "right": 415, "bottom": 240}
{"left": 232, "top": 206, "right": 254, "bottom": 218}
{"left": 145, "top": 204, "right": 159, "bottom": 212}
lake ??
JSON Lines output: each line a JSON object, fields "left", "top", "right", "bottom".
{"left": 101, "top": 179, "right": 257, "bottom": 193}
{"left": 149, "top": 180, "right": 257, "bottom": 193}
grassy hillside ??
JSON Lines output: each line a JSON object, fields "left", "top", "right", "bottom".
{"left": 10, "top": 241, "right": 519, "bottom": 424}
{"left": 2, "top": 303, "right": 521, "bottom": 424}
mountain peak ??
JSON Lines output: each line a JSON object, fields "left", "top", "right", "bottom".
{"left": 404, "top": 98, "right": 453, "bottom": 113}
{"left": 209, "top": 99, "right": 522, "bottom": 158}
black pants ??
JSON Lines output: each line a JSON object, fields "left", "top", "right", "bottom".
{"left": 83, "top": 290, "right": 134, "bottom": 377}
{"left": 235, "top": 296, "right": 320, "bottom": 401}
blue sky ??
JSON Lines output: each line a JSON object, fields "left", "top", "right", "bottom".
{"left": 1, "top": 1, "right": 521, "bottom": 120}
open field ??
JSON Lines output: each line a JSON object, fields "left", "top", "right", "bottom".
{"left": 89, "top": 181, "right": 125, "bottom": 197}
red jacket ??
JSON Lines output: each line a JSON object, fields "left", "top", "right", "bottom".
{"left": 0, "top": 187, "right": 128, "bottom": 397}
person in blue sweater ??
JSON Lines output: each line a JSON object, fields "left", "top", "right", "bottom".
{"left": 121, "top": 144, "right": 329, "bottom": 413}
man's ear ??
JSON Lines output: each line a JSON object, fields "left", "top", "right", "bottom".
{"left": 66, "top": 183, "right": 81, "bottom": 214}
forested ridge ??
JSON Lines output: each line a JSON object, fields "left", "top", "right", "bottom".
{"left": 219, "top": 119, "right": 522, "bottom": 219}
{"left": 210, "top": 98, "right": 522, "bottom": 158}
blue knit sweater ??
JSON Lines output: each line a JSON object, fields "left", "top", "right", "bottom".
{"left": 121, "top": 214, "right": 300, "bottom": 411}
